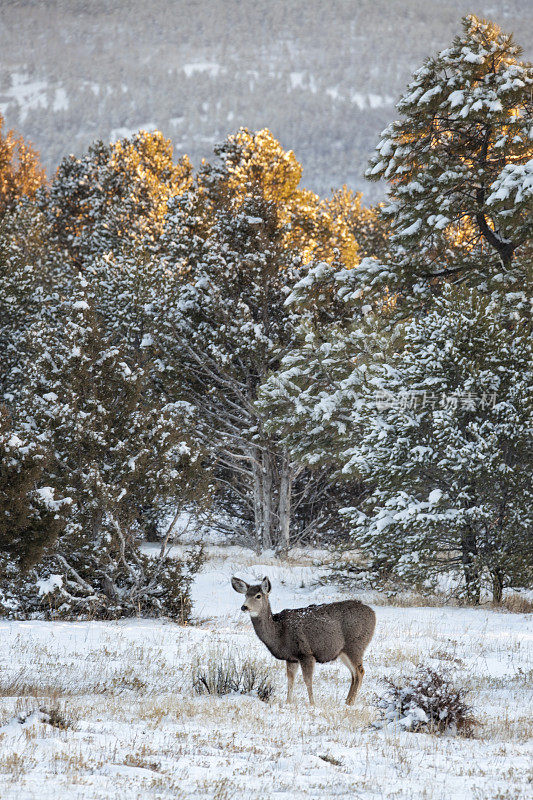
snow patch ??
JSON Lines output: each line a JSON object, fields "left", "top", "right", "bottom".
{"left": 36, "top": 574, "right": 63, "bottom": 597}
{"left": 182, "top": 62, "right": 221, "bottom": 78}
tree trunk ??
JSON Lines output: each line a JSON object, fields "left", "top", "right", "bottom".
{"left": 252, "top": 446, "right": 264, "bottom": 550}
{"left": 475, "top": 188, "right": 515, "bottom": 270}
{"left": 461, "top": 526, "right": 480, "bottom": 604}
{"left": 252, "top": 448, "right": 295, "bottom": 554}
{"left": 491, "top": 569, "right": 503, "bottom": 604}
{"left": 278, "top": 457, "right": 293, "bottom": 555}
{"left": 261, "top": 449, "right": 274, "bottom": 550}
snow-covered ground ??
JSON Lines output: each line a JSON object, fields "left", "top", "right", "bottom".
{"left": 0, "top": 547, "right": 531, "bottom": 799}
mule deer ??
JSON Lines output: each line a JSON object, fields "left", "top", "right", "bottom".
{"left": 231, "top": 576, "right": 376, "bottom": 705}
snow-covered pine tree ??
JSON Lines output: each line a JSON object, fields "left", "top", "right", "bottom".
{"left": 154, "top": 129, "right": 358, "bottom": 551}
{"left": 39, "top": 130, "right": 192, "bottom": 264}
{"left": 258, "top": 260, "right": 390, "bottom": 537}
{"left": 364, "top": 14, "right": 532, "bottom": 313}
{"left": 262, "top": 264, "right": 532, "bottom": 601}
{"left": 12, "top": 274, "right": 203, "bottom": 618}
{"left": 258, "top": 259, "right": 382, "bottom": 466}
{"left": 0, "top": 201, "right": 71, "bottom": 400}
{"left": 342, "top": 285, "right": 532, "bottom": 602}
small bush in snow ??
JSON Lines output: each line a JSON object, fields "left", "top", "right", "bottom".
{"left": 192, "top": 652, "right": 274, "bottom": 702}
{"left": 501, "top": 593, "right": 533, "bottom": 614}
{"left": 38, "top": 704, "right": 74, "bottom": 730}
{"left": 375, "top": 667, "right": 474, "bottom": 736}
{"left": 11, "top": 705, "right": 74, "bottom": 731}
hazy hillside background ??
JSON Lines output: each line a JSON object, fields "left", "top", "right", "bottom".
{"left": 1, "top": 0, "right": 532, "bottom": 201}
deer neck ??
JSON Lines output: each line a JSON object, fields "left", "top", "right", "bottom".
{"left": 251, "top": 600, "right": 280, "bottom": 652}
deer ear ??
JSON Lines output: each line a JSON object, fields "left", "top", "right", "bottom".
{"left": 261, "top": 576, "right": 271, "bottom": 594}
{"left": 231, "top": 576, "right": 249, "bottom": 594}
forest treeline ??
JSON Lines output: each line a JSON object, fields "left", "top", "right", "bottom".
{"left": 2, "top": 0, "right": 532, "bottom": 200}
{"left": 0, "top": 15, "right": 531, "bottom": 618}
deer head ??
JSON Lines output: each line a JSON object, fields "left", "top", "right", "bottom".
{"left": 231, "top": 575, "right": 271, "bottom": 617}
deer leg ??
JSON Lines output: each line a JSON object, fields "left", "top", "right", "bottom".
{"left": 299, "top": 656, "right": 315, "bottom": 705}
{"left": 286, "top": 661, "right": 298, "bottom": 703}
{"left": 339, "top": 653, "right": 364, "bottom": 706}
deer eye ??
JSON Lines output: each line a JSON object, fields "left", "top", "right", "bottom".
{"left": 255, "top": 594, "right": 261, "bottom": 599}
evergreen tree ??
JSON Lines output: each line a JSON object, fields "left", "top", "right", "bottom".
{"left": 258, "top": 258, "right": 382, "bottom": 466}
{"left": 154, "top": 129, "right": 354, "bottom": 551}
{"left": 322, "top": 186, "right": 392, "bottom": 263}
{"left": 258, "top": 259, "right": 384, "bottom": 537}
{"left": 264, "top": 276, "right": 532, "bottom": 601}
{"left": 347, "top": 286, "right": 532, "bottom": 601}
{"left": 0, "top": 202, "right": 70, "bottom": 399}
{"left": 157, "top": 139, "right": 299, "bottom": 550}
{"left": 0, "top": 404, "right": 68, "bottom": 573}
{"left": 209, "top": 128, "right": 360, "bottom": 267}
{"left": 0, "top": 114, "right": 46, "bottom": 218}
{"left": 364, "top": 15, "right": 532, "bottom": 311}
{"left": 11, "top": 274, "right": 203, "bottom": 617}
{"left": 39, "top": 130, "right": 192, "bottom": 264}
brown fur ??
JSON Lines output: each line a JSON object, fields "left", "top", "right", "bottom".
{"left": 231, "top": 575, "right": 376, "bottom": 705}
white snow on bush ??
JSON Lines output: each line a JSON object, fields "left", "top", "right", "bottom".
{"left": 487, "top": 159, "right": 533, "bottom": 205}
{"left": 35, "top": 573, "right": 63, "bottom": 597}
{"left": 428, "top": 489, "right": 443, "bottom": 505}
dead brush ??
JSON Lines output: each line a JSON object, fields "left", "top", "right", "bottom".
{"left": 13, "top": 696, "right": 75, "bottom": 731}
{"left": 192, "top": 650, "right": 274, "bottom": 702}
{"left": 42, "top": 703, "right": 73, "bottom": 730}
{"left": 500, "top": 594, "right": 533, "bottom": 614}
{"left": 375, "top": 667, "right": 475, "bottom": 736}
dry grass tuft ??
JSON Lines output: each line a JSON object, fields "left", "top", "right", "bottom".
{"left": 500, "top": 594, "right": 533, "bottom": 614}
{"left": 0, "top": 751, "right": 30, "bottom": 781}
{"left": 374, "top": 592, "right": 462, "bottom": 607}
{"left": 192, "top": 649, "right": 274, "bottom": 701}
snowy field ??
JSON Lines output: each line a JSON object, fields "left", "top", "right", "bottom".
{"left": 0, "top": 547, "right": 531, "bottom": 799}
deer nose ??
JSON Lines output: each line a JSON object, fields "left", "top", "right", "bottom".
{"left": 241, "top": 604, "right": 248, "bottom": 612}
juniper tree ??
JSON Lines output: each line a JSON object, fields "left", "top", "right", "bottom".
{"left": 322, "top": 186, "right": 392, "bottom": 263}
{"left": 0, "top": 114, "right": 45, "bottom": 218}
{"left": 14, "top": 274, "right": 203, "bottom": 617}
{"left": 156, "top": 146, "right": 299, "bottom": 550}
{"left": 0, "top": 404, "right": 68, "bottom": 574}
{"left": 364, "top": 15, "right": 532, "bottom": 313}
{"left": 203, "top": 128, "right": 360, "bottom": 268}
{"left": 0, "top": 202, "right": 71, "bottom": 399}
{"left": 154, "top": 130, "right": 358, "bottom": 551}
{"left": 39, "top": 130, "right": 192, "bottom": 264}
{"left": 1, "top": 180, "right": 204, "bottom": 604}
